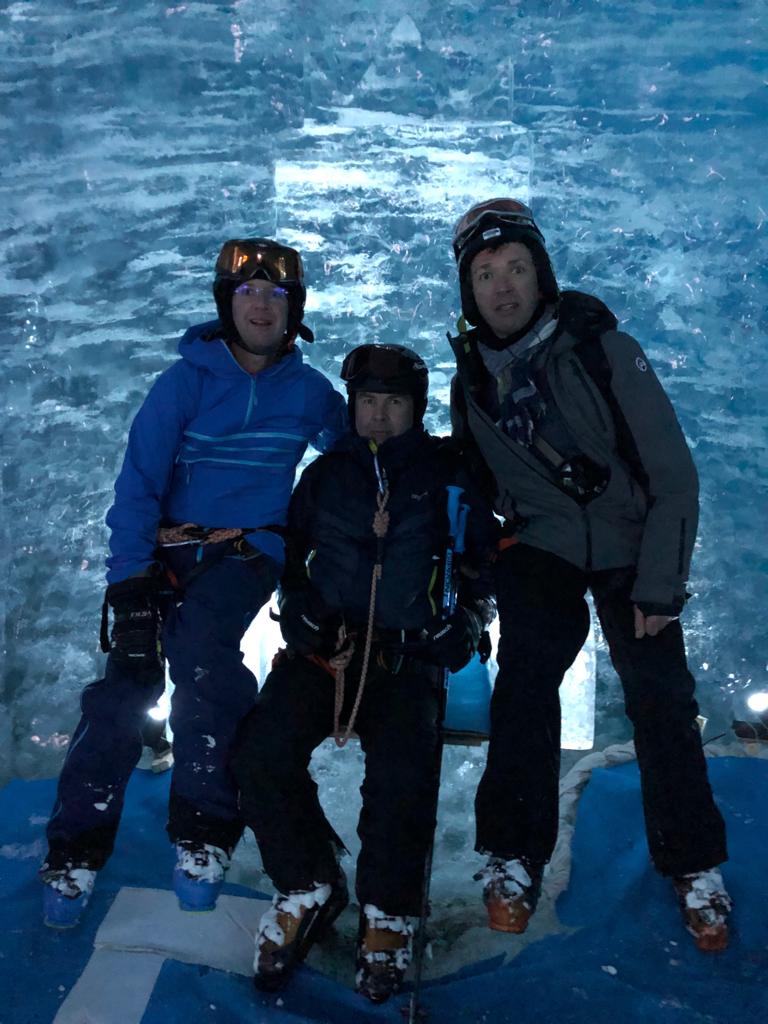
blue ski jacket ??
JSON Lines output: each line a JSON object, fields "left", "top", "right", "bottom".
{"left": 105, "top": 322, "right": 347, "bottom": 583}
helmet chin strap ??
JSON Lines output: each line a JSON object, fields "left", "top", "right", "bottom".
{"left": 230, "top": 329, "right": 296, "bottom": 360}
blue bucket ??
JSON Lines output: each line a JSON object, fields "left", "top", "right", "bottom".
{"left": 443, "top": 653, "right": 492, "bottom": 741}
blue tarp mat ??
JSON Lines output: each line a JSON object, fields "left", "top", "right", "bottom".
{"left": 2, "top": 758, "right": 766, "bottom": 1023}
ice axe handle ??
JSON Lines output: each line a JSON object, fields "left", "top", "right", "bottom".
{"left": 445, "top": 485, "right": 463, "bottom": 547}
{"left": 401, "top": 998, "right": 429, "bottom": 1022}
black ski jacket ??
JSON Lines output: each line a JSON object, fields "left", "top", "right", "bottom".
{"left": 450, "top": 291, "right": 699, "bottom": 615}
{"left": 283, "top": 426, "right": 497, "bottom": 631}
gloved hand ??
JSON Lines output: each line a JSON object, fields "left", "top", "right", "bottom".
{"left": 278, "top": 588, "right": 340, "bottom": 656}
{"left": 101, "top": 575, "right": 164, "bottom": 670}
{"left": 422, "top": 606, "right": 483, "bottom": 673}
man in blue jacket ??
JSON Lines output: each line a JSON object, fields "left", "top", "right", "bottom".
{"left": 40, "top": 239, "right": 347, "bottom": 928}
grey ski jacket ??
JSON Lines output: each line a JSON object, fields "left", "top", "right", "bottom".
{"left": 449, "top": 291, "right": 699, "bottom": 615}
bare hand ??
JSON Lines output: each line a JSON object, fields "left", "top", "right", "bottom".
{"left": 633, "top": 605, "right": 677, "bottom": 639}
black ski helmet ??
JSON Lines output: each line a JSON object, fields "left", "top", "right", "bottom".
{"left": 341, "top": 343, "right": 429, "bottom": 428}
{"left": 212, "top": 238, "right": 314, "bottom": 348}
{"left": 452, "top": 198, "right": 559, "bottom": 328}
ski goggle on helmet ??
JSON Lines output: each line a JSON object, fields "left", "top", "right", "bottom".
{"left": 341, "top": 344, "right": 428, "bottom": 393}
{"left": 215, "top": 239, "right": 305, "bottom": 286}
{"left": 341, "top": 344, "right": 429, "bottom": 425}
{"left": 452, "top": 198, "right": 545, "bottom": 270}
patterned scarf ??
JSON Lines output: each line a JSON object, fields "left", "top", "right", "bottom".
{"left": 478, "top": 311, "right": 558, "bottom": 445}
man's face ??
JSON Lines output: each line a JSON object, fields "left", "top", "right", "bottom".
{"left": 470, "top": 242, "right": 542, "bottom": 338}
{"left": 231, "top": 279, "right": 290, "bottom": 355}
{"left": 354, "top": 391, "right": 414, "bottom": 444}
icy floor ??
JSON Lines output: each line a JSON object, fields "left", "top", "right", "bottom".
{"left": 227, "top": 737, "right": 569, "bottom": 986}
{"left": 223, "top": 736, "right": 768, "bottom": 987}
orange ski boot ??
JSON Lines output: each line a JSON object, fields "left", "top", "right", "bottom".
{"left": 476, "top": 857, "right": 544, "bottom": 934}
{"left": 672, "top": 867, "right": 731, "bottom": 952}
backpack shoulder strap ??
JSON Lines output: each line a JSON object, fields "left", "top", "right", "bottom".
{"left": 572, "top": 330, "right": 613, "bottom": 405}
{"left": 557, "top": 289, "right": 616, "bottom": 406}
{"left": 562, "top": 295, "right": 649, "bottom": 494}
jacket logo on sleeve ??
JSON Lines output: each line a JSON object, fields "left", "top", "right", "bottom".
{"left": 635, "top": 356, "right": 648, "bottom": 372}
{"left": 411, "top": 491, "right": 429, "bottom": 501}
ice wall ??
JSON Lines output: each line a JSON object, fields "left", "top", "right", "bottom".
{"left": 1, "top": 0, "right": 766, "bottom": 784}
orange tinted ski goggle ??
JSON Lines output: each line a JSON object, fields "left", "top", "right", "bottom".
{"left": 215, "top": 239, "right": 304, "bottom": 284}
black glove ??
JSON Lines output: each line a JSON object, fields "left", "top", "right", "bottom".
{"left": 278, "top": 588, "right": 340, "bottom": 656}
{"left": 422, "top": 606, "right": 483, "bottom": 674}
{"left": 477, "top": 628, "right": 493, "bottom": 665}
{"left": 101, "top": 575, "right": 164, "bottom": 670}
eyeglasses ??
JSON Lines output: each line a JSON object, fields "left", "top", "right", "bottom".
{"left": 341, "top": 344, "right": 427, "bottom": 383}
{"left": 215, "top": 239, "right": 304, "bottom": 283}
{"left": 233, "top": 282, "right": 289, "bottom": 302}
{"left": 452, "top": 199, "right": 543, "bottom": 261}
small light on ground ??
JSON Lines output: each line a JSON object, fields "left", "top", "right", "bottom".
{"left": 746, "top": 691, "right": 768, "bottom": 714}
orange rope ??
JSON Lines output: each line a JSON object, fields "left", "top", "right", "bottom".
{"left": 333, "top": 487, "right": 389, "bottom": 747}
{"left": 156, "top": 523, "right": 245, "bottom": 546}
{"left": 498, "top": 535, "right": 519, "bottom": 552}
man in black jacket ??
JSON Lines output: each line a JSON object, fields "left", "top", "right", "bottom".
{"left": 232, "top": 343, "right": 496, "bottom": 1002}
{"left": 448, "top": 199, "right": 730, "bottom": 951}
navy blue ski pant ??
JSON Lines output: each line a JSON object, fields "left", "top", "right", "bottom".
{"left": 45, "top": 544, "right": 278, "bottom": 870}
{"left": 476, "top": 543, "right": 728, "bottom": 877}
{"left": 232, "top": 650, "right": 441, "bottom": 917}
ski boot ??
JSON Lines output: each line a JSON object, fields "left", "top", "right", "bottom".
{"left": 253, "top": 870, "right": 349, "bottom": 992}
{"left": 147, "top": 731, "right": 174, "bottom": 773}
{"left": 172, "top": 841, "right": 231, "bottom": 912}
{"left": 41, "top": 865, "right": 98, "bottom": 929}
{"left": 355, "top": 904, "right": 413, "bottom": 1004}
{"left": 139, "top": 718, "right": 174, "bottom": 773}
{"left": 475, "top": 856, "right": 544, "bottom": 934}
{"left": 138, "top": 734, "right": 174, "bottom": 773}
{"left": 149, "top": 738, "right": 174, "bottom": 773}
{"left": 672, "top": 867, "right": 732, "bottom": 952}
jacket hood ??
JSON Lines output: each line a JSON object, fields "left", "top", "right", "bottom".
{"left": 554, "top": 291, "right": 618, "bottom": 348}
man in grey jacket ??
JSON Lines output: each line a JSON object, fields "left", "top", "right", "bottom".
{"left": 448, "top": 198, "right": 730, "bottom": 952}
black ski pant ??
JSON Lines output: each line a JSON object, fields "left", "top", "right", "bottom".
{"left": 232, "top": 651, "right": 441, "bottom": 917}
{"left": 476, "top": 543, "right": 728, "bottom": 877}
{"left": 45, "top": 544, "right": 277, "bottom": 870}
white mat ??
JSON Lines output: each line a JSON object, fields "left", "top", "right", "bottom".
{"left": 53, "top": 888, "right": 271, "bottom": 1024}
